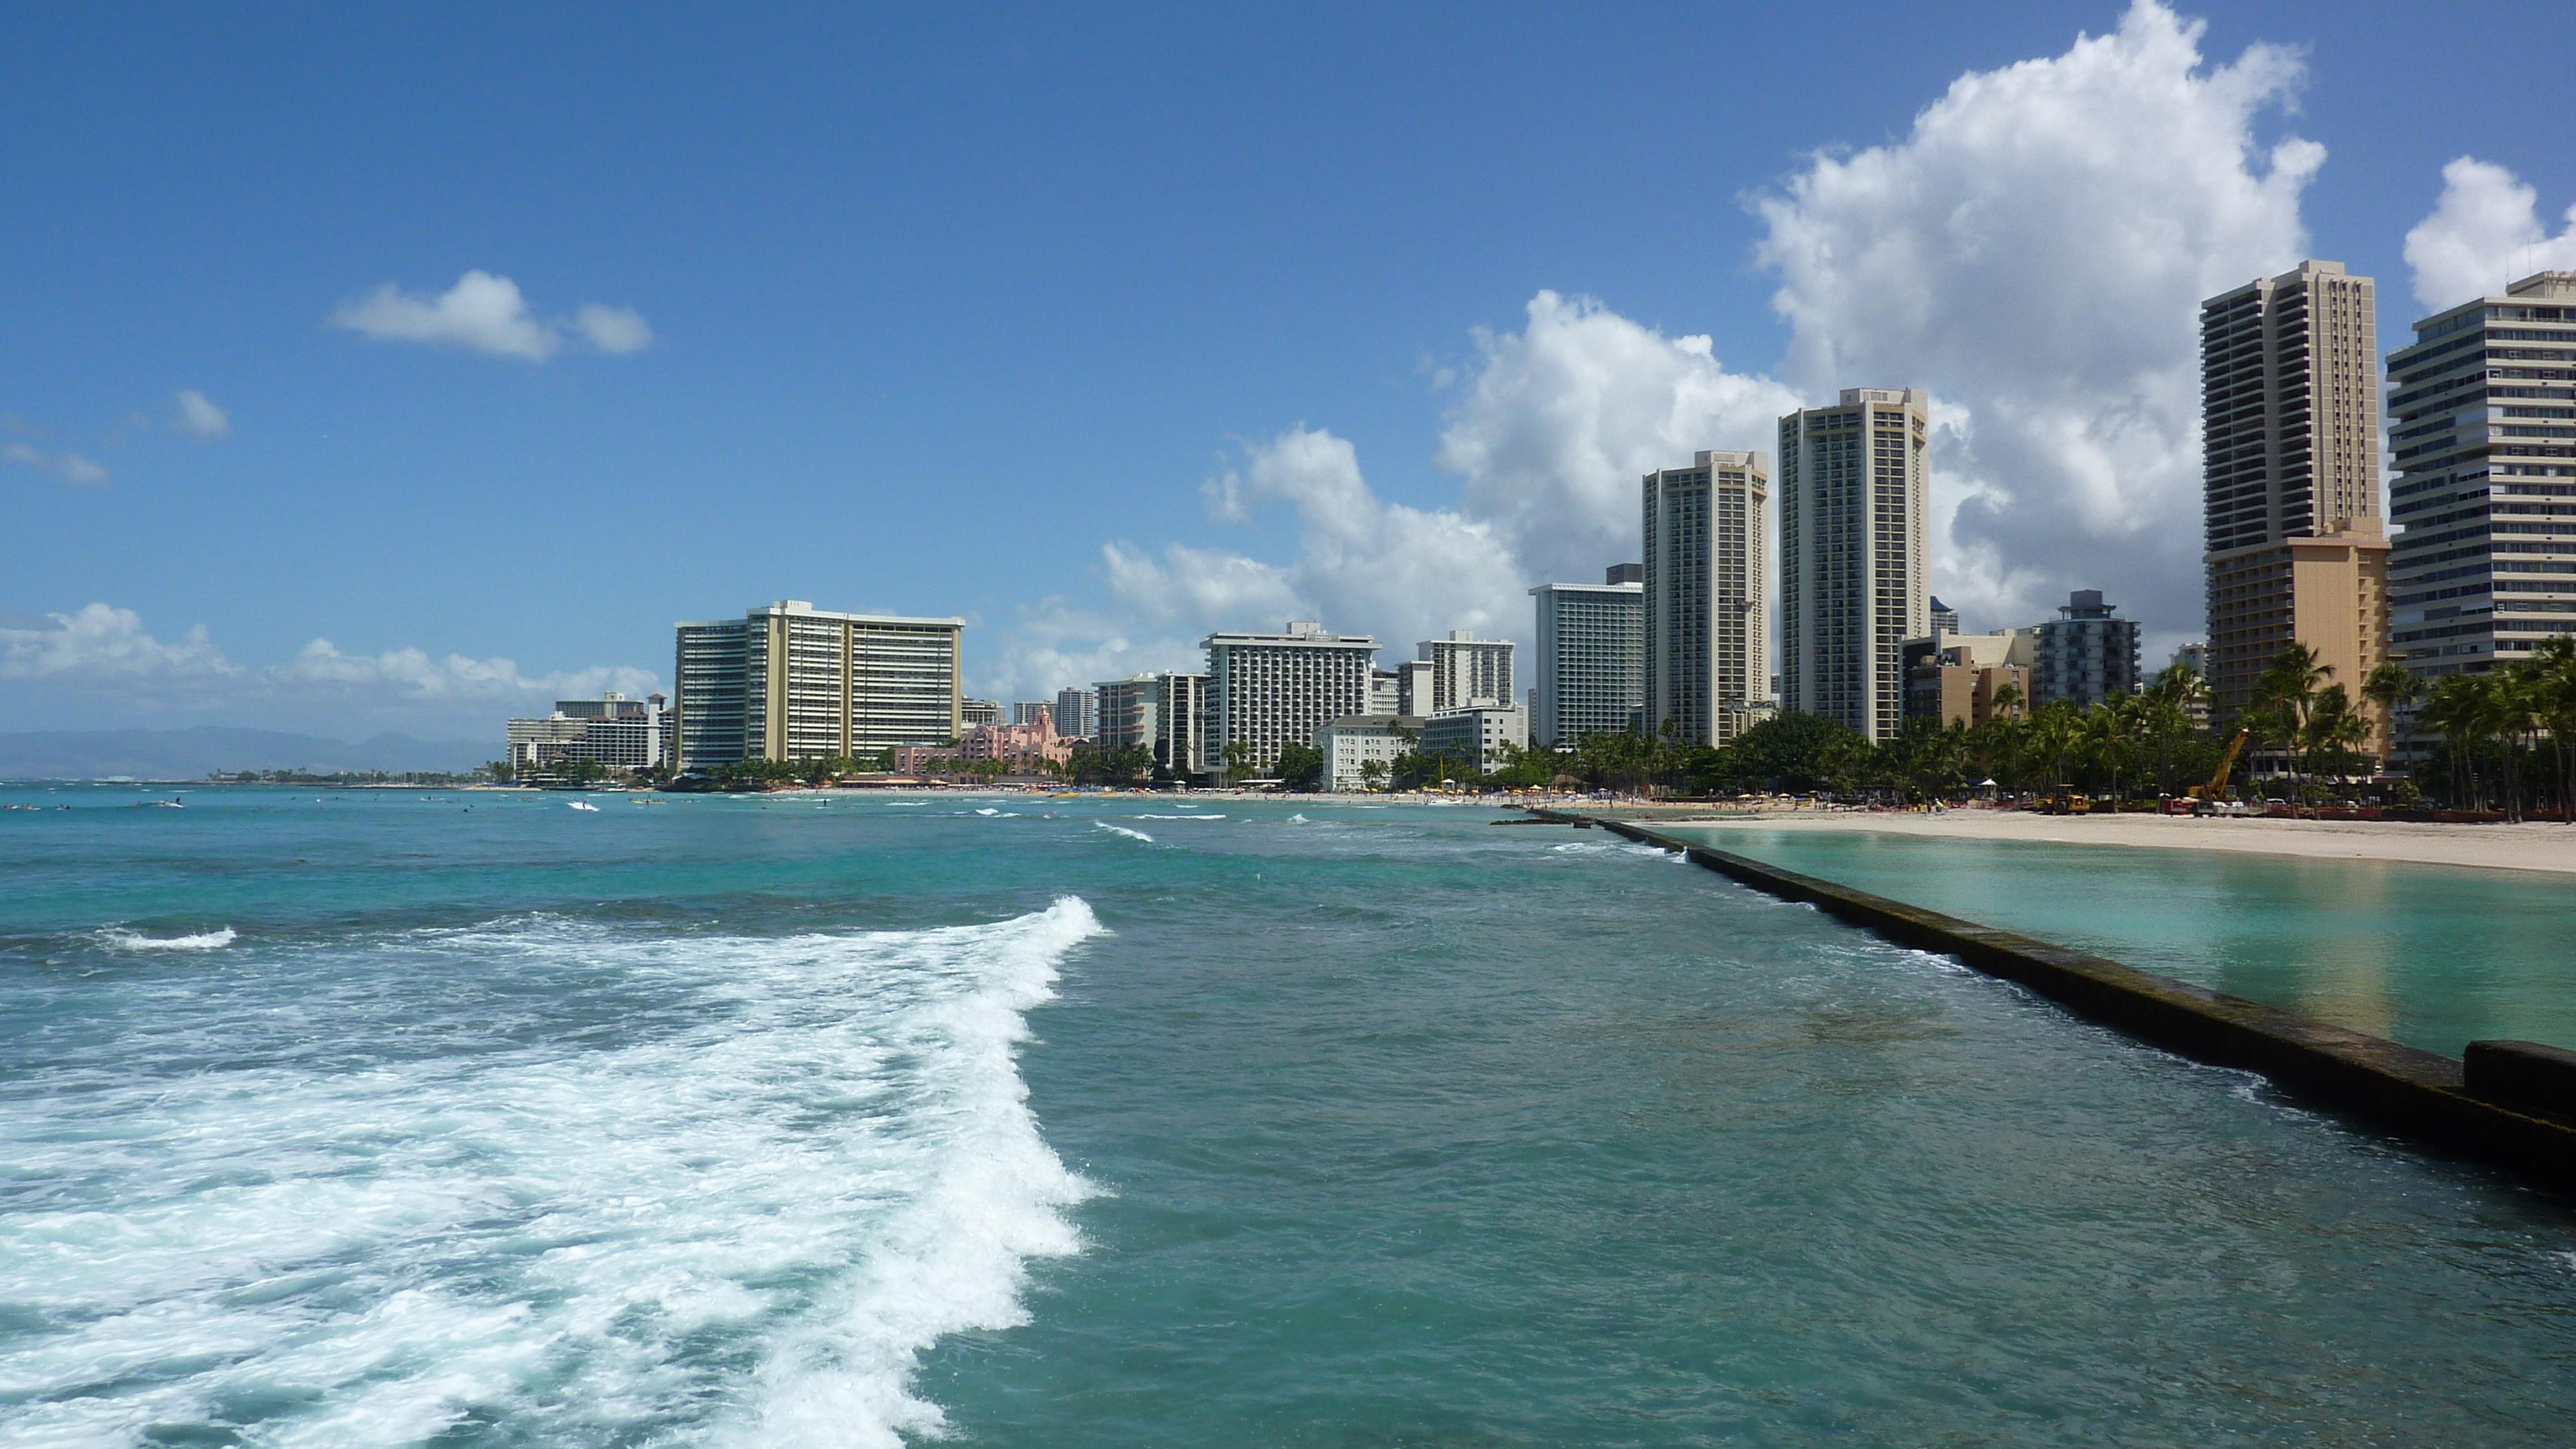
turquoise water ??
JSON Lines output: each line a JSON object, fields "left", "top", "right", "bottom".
{"left": 1667, "top": 824, "right": 2576, "bottom": 1059}
{"left": 4, "top": 785, "right": 2575, "bottom": 1445}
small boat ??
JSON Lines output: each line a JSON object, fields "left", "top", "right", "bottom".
{"left": 568, "top": 800, "right": 600, "bottom": 812}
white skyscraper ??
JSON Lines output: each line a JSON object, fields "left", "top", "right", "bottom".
{"left": 1203, "top": 621, "right": 1377, "bottom": 778}
{"left": 1643, "top": 450, "right": 1769, "bottom": 746}
{"left": 1778, "top": 390, "right": 1929, "bottom": 741}
{"left": 1415, "top": 631, "right": 1514, "bottom": 712}
{"left": 2387, "top": 271, "right": 2575, "bottom": 684}
{"left": 1529, "top": 568, "right": 1644, "bottom": 747}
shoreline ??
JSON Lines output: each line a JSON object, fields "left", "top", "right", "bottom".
{"left": 1587, "top": 806, "right": 2576, "bottom": 879}
{"left": 1540, "top": 808, "right": 2576, "bottom": 1196}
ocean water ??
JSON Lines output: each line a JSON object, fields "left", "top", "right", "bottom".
{"left": 3, "top": 785, "right": 2574, "bottom": 1446}
{"left": 1668, "top": 824, "right": 2576, "bottom": 1057}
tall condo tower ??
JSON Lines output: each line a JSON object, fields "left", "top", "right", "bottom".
{"left": 1528, "top": 566, "right": 1644, "bottom": 747}
{"left": 1778, "top": 390, "right": 1929, "bottom": 741}
{"left": 1415, "top": 631, "right": 1515, "bottom": 712}
{"left": 2200, "top": 260, "right": 2390, "bottom": 747}
{"left": 1202, "top": 621, "right": 1377, "bottom": 778}
{"left": 2386, "top": 271, "right": 2576, "bottom": 682}
{"left": 1644, "top": 451, "right": 1770, "bottom": 745}
{"left": 1091, "top": 671, "right": 1211, "bottom": 776}
{"left": 674, "top": 600, "right": 963, "bottom": 771}
{"left": 1053, "top": 686, "right": 1099, "bottom": 741}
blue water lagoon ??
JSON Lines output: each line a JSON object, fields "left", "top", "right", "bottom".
{"left": 3, "top": 786, "right": 2573, "bottom": 1445}
{"left": 1665, "top": 823, "right": 2576, "bottom": 1058}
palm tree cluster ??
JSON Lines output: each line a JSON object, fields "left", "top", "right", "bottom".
{"left": 1549, "top": 647, "right": 2415, "bottom": 809}
{"left": 2408, "top": 637, "right": 2576, "bottom": 820}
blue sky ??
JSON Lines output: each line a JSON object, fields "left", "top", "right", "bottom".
{"left": 6, "top": 1, "right": 2574, "bottom": 739}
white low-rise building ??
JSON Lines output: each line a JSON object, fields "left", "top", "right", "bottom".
{"left": 1420, "top": 703, "right": 1527, "bottom": 776}
{"left": 1317, "top": 714, "right": 1424, "bottom": 790}
{"left": 507, "top": 692, "right": 672, "bottom": 775}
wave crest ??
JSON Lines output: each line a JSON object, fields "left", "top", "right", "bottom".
{"left": 11, "top": 898, "right": 1107, "bottom": 1447}
{"left": 99, "top": 926, "right": 237, "bottom": 951}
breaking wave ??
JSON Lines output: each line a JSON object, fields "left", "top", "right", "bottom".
{"left": 3, "top": 899, "right": 1106, "bottom": 1447}
{"left": 97, "top": 926, "right": 237, "bottom": 951}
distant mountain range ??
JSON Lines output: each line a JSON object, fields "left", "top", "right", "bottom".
{"left": 0, "top": 727, "right": 492, "bottom": 780}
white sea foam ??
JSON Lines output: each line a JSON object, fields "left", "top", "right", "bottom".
{"left": 97, "top": 926, "right": 237, "bottom": 951}
{"left": 1093, "top": 822, "right": 1153, "bottom": 843}
{"left": 1135, "top": 813, "right": 1223, "bottom": 821}
{"left": 1285, "top": 813, "right": 1309, "bottom": 823}
{"left": 1, "top": 899, "right": 1106, "bottom": 1447}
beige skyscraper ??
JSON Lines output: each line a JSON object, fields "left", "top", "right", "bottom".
{"left": 1642, "top": 450, "right": 1768, "bottom": 746}
{"left": 2200, "top": 260, "right": 2390, "bottom": 750}
{"left": 674, "top": 600, "right": 963, "bottom": 770}
{"left": 1778, "top": 390, "right": 1929, "bottom": 741}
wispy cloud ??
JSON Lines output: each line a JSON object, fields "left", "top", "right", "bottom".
{"left": 3, "top": 602, "right": 659, "bottom": 734}
{"left": 3, "top": 440, "right": 110, "bottom": 486}
{"left": 330, "top": 270, "right": 655, "bottom": 361}
{"left": 171, "top": 389, "right": 231, "bottom": 440}
{"left": 573, "top": 303, "right": 654, "bottom": 355}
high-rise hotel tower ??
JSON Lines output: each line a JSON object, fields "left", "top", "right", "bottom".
{"left": 2200, "top": 261, "right": 2390, "bottom": 749}
{"left": 1528, "top": 566, "right": 1644, "bottom": 748}
{"left": 2386, "top": 272, "right": 2576, "bottom": 680}
{"left": 674, "top": 600, "right": 963, "bottom": 771}
{"left": 1778, "top": 390, "right": 1929, "bottom": 741}
{"left": 1643, "top": 451, "right": 1769, "bottom": 746}
{"left": 1202, "top": 621, "right": 1376, "bottom": 778}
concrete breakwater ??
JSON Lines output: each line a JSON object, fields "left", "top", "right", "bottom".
{"left": 1530, "top": 808, "right": 2576, "bottom": 1197}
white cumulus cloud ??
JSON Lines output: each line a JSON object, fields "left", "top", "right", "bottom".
{"left": 172, "top": 389, "right": 231, "bottom": 440}
{"left": 1751, "top": 0, "right": 2322, "bottom": 642}
{"left": 0, "top": 604, "right": 236, "bottom": 680}
{"left": 2, "top": 602, "right": 661, "bottom": 737}
{"left": 1436, "top": 290, "right": 1802, "bottom": 585}
{"left": 988, "top": 1, "right": 2358, "bottom": 698}
{"left": 268, "top": 639, "right": 658, "bottom": 702}
{"left": 331, "top": 270, "right": 655, "bottom": 360}
{"left": 2404, "top": 157, "right": 2576, "bottom": 313}
{"left": 4, "top": 440, "right": 111, "bottom": 486}
{"left": 987, "top": 428, "right": 1525, "bottom": 698}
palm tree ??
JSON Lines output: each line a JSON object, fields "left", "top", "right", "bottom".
{"left": 2253, "top": 643, "right": 2335, "bottom": 814}
{"left": 2530, "top": 638, "right": 2576, "bottom": 820}
{"left": 2077, "top": 697, "right": 2136, "bottom": 809}
{"left": 2361, "top": 659, "right": 2424, "bottom": 775}
{"left": 2489, "top": 665, "right": 2541, "bottom": 822}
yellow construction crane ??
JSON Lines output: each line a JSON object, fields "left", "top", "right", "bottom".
{"left": 2187, "top": 729, "right": 2251, "bottom": 804}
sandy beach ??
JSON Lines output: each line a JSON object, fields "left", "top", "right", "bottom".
{"left": 1607, "top": 806, "right": 2576, "bottom": 878}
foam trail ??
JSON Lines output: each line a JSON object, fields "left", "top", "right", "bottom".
{"left": 1136, "top": 814, "right": 1223, "bottom": 821}
{"left": 1, "top": 899, "right": 1106, "bottom": 1447}
{"left": 1093, "top": 822, "right": 1154, "bottom": 843}
{"left": 98, "top": 926, "right": 237, "bottom": 951}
